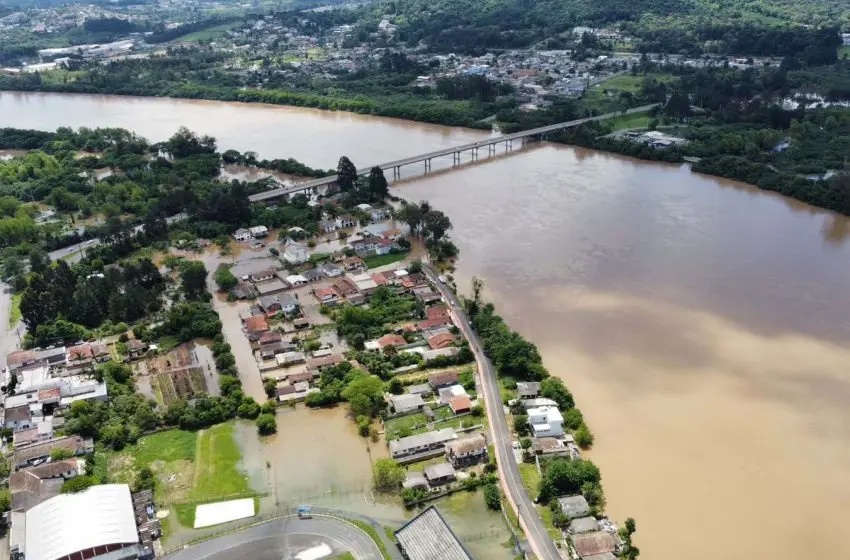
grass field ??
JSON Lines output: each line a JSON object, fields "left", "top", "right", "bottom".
{"left": 9, "top": 292, "right": 21, "bottom": 327}
{"left": 605, "top": 111, "right": 652, "bottom": 131}
{"left": 598, "top": 72, "right": 675, "bottom": 93}
{"left": 840, "top": 45, "right": 850, "bottom": 59}
{"left": 518, "top": 462, "right": 540, "bottom": 496}
{"left": 363, "top": 252, "right": 408, "bottom": 269}
{"left": 384, "top": 412, "right": 428, "bottom": 440}
{"left": 101, "top": 422, "right": 252, "bottom": 511}
{"left": 177, "top": 22, "right": 240, "bottom": 43}
{"left": 99, "top": 429, "right": 198, "bottom": 504}
{"left": 190, "top": 423, "right": 252, "bottom": 502}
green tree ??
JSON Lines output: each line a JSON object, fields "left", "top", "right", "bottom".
{"left": 619, "top": 517, "right": 640, "bottom": 559}
{"left": 537, "top": 458, "right": 601, "bottom": 504}
{"left": 367, "top": 166, "right": 389, "bottom": 199}
{"left": 342, "top": 375, "right": 386, "bottom": 417}
{"left": 422, "top": 209, "right": 452, "bottom": 243}
{"left": 61, "top": 476, "right": 98, "bottom": 493}
{"left": 214, "top": 265, "right": 238, "bottom": 292}
{"left": 180, "top": 261, "right": 209, "bottom": 301}
{"left": 513, "top": 413, "right": 529, "bottom": 436}
{"left": 133, "top": 466, "right": 156, "bottom": 492}
{"left": 372, "top": 458, "right": 406, "bottom": 493}
{"left": 263, "top": 378, "right": 277, "bottom": 398}
{"left": 483, "top": 482, "right": 501, "bottom": 510}
{"left": 337, "top": 156, "right": 358, "bottom": 192}
{"left": 0, "top": 488, "right": 10, "bottom": 512}
{"left": 256, "top": 413, "right": 277, "bottom": 435}
{"left": 575, "top": 422, "right": 594, "bottom": 448}
{"left": 540, "top": 377, "right": 575, "bottom": 410}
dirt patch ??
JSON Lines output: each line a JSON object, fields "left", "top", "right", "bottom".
{"left": 151, "top": 458, "right": 195, "bottom": 505}
{"left": 107, "top": 454, "right": 137, "bottom": 485}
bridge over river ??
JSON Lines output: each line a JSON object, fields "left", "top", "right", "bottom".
{"left": 248, "top": 104, "right": 658, "bottom": 202}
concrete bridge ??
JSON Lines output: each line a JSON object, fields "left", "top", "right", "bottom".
{"left": 248, "top": 104, "right": 659, "bottom": 202}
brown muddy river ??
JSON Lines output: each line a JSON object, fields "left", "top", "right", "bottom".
{"left": 4, "top": 91, "right": 850, "bottom": 560}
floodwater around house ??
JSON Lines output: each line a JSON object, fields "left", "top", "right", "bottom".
{"left": 5, "top": 90, "right": 850, "bottom": 560}
{"left": 232, "top": 409, "right": 515, "bottom": 560}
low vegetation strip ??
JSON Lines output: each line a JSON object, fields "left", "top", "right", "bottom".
{"left": 190, "top": 423, "right": 253, "bottom": 503}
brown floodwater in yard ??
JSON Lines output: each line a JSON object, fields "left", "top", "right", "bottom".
{"left": 233, "top": 410, "right": 516, "bottom": 560}
{"left": 7, "top": 90, "right": 850, "bottom": 560}
{"left": 396, "top": 145, "right": 850, "bottom": 560}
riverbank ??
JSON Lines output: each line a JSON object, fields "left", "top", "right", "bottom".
{"left": 0, "top": 80, "right": 494, "bottom": 130}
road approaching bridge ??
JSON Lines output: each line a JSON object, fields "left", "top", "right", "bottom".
{"left": 249, "top": 104, "right": 659, "bottom": 202}
{"left": 423, "top": 265, "right": 562, "bottom": 560}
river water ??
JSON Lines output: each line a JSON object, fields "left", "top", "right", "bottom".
{"left": 3, "top": 91, "right": 849, "bottom": 560}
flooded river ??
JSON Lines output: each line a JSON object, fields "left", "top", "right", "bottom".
{"left": 4, "top": 91, "right": 850, "bottom": 560}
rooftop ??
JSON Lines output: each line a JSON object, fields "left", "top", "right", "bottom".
{"left": 394, "top": 506, "right": 472, "bottom": 560}
{"left": 445, "top": 433, "right": 487, "bottom": 456}
{"left": 25, "top": 484, "right": 139, "bottom": 560}
{"left": 558, "top": 494, "right": 591, "bottom": 519}
{"left": 389, "top": 428, "right": 457, "bottom": 455}
{"left": 572, "top": 531, "right": 618, "bottom": 558}
{"left": 423, "top": 463, "right": 456, "bottom": 481}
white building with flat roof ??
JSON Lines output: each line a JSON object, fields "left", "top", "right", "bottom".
{"left": 528, "top": 405, "right": 564, "bottom": 438}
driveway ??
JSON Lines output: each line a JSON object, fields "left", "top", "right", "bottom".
{"left": 164, "top": 515, "right": 384, "bottom": 560}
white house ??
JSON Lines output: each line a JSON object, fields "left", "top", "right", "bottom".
{"left": 369, "top": 207, "right": 392, "bottom": 222}
{"left": 249, "top": 225, "right": 269, "bottom": 238}
{"left": 283, "top": 240, "right": 309, "bottom": 265}
{"left": 319, "top": 220, "right": 338, "bottom": 233}
{"left": 527, "top": 406, "right": 564, "bottom": 438}
{"left": 285, "top": 274, "right": 308, "bottom": 287}
{"left": 233, "top": 228, "right": 252, "bottom": 242}
{"left": 279, "top": 293, "right": 299, "bottom": 314}
{"left": 336, "top": 215, "right": 358, "bottom": 229}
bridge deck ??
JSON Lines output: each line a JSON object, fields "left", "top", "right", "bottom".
{"left": 249, "top": 104, "right": 657, "bottom": 202}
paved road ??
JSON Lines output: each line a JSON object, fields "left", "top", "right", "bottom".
{"left": 424, "top": 267, "right": 561, "bottom": 560}
{"left": 164, "top": 515, "right": 383, "bottom": 560}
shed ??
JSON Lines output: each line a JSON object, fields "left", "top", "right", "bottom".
{"left": 517, "top": 381, "right": 541, "bottom": 398}
{"left": 558, "top": 495, "right": 591, "bottom": 519}
{"left": 423, "top": 463, "right": 456, "bottom": 486}
{"left": 569, "top": 516, "right": 599, "bottom": 534}
{"left": 407, "top": 383, "right": 432, "bottom": 397}
{"left": 390, "top": 393, "right": 425, "bottom": 414}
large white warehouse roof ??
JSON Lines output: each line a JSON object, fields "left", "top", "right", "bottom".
{"left": 25, "top": 484, "right": 138, "bottom": 560}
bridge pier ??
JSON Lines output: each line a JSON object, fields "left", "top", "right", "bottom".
{"left": 453, "top": 152, "right": 460, "bottom": 165}
{"left": 424, "top": 158, "right": 431, "bottom": 172}
{"left": 489, "top": 144, "right": 496, "bottom": 156}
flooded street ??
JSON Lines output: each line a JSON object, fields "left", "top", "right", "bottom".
{"left": 397, "top": 145, "right": 850, "bottom": 560}
{"left": 5, "top": 90, "right": 850, "bottom": 560}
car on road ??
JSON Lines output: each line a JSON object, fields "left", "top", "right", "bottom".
{"left": 438, "top": 275, "right": 448, "bottom": 284}
{"left": 66, "top": 246, "right": 75, "bottom": 252}
{"left": 85, "top": 239, "right": 95, "bottom": 245}
{"left": 512, "top": 441, "right": 520, "bottom": 450}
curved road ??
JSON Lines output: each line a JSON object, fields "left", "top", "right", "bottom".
{"left": 424, "top": 266, "right": 561, "bottom": 560}
{"left": 164, "top": 515, "right": 383, "bottom": 560}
